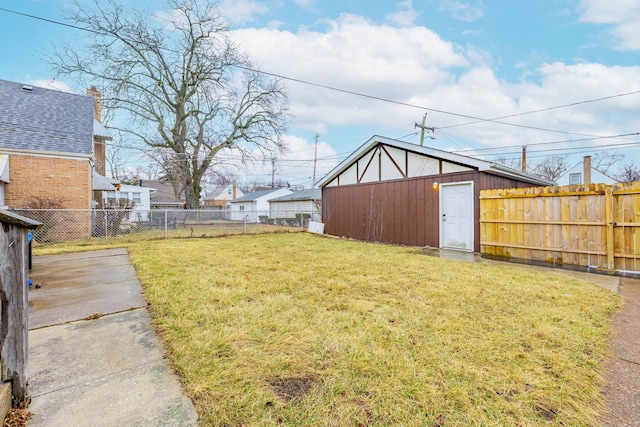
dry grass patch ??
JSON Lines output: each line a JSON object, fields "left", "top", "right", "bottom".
{"left": 126, "top": 233, "right": 619, "bottom": 426}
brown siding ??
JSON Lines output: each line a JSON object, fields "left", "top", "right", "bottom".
{"left": 322, "top": 172, "right": 539, "bottom": 251}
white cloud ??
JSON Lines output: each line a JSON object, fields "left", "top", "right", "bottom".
{"left": 294, "top": 0, "right": 315, "bottom": 9}
{"left": 385, "top": 0, "right": 420, "bottom": 27}
{"left": 437, "top": 0, "right": 485, "bottom": 22}
{"left": 219, "top": 0, "right": 270, "bottom": 24}
{"left": 227, "top": 10, "right": 640, "bottom": 175}
{"left": 577, "top": 0, "right": 640, "bottom": 51}
{"left": 233, "top": 14, "right": 469, "bottom": 133}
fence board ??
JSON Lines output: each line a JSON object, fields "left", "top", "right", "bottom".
{"left": 0, "top": 210, "right": 40, "bottom": 407}
{"left": 480, "top": 182, "right": 640, "bottom": 273}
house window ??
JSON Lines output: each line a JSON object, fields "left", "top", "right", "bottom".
{"left": 227, "top": 188, "right": 232, "bottom": 195}
{"left": 569, "top": 173, "right": 582, "bottom": 185}
{"left": 240, "top": 205, "right": 244, "bottom": 211}
{"left": 132, "top": 192, "right": 141, "bottom": 204}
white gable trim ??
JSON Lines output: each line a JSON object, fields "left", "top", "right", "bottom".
{"left": 317, "top": 135, "right": 554, "bottom": 188}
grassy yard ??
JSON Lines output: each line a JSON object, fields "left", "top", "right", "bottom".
{"left": 119, "top": 233, "right": 619, "bottom": 426}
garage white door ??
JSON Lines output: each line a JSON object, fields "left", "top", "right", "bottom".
{"left": 440, "top": 182, "right": 474, "bottom": 251}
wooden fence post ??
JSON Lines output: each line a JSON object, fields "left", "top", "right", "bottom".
{"left": 0, "top": 210, "right": 40, "bottom": 407}
{"left": 605, "top": 186, "right": 615, "bottom": 270}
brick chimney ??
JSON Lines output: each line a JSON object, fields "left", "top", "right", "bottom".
{"left": 86, "top": 86, "right": 106, "bottom": 176}
{"left": 232, "top": 180, "right": 237, "bottom": 199}
{"left": 86, "top": 86, "right": 102, "bottom": 123}
{"left": 584, "top": 155, "right": 592, "bottom": 185}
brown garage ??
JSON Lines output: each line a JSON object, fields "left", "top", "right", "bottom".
{"left": 317, "top": 135, "right": 553, "bottom": 252}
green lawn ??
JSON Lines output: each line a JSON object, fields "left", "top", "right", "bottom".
{"left": 119, "top": 233, "right": 619, "bottom": 426}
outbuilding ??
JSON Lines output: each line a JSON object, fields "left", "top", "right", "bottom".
{"left": 269, "top": 188, "right": 322, "bottom": 222}
{"left": 229, "top": 188, "right": 293, "bottom": 222}
{"left": 317, "top": 135, "right": 553, "bottom": 252}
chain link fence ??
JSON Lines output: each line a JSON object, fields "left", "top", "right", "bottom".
{"left": 14, "top": 209, "right": 318, "bottom": 246}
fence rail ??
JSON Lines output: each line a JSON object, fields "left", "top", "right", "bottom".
{"left": 480, "top": 182, "right": 640, "bottom": 273}
{"left": 14, "top": 209, "right": 317, "bottom": 246}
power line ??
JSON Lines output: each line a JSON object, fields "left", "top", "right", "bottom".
{"left": 236, "top": 63, "right": 610, "bottom": 138}
{"left": 0, "top": 7, "right": 102, "bottom": 34}
{"left": 1, "top": 6, "right": 638, "bottom": 139}
{"left": 483, "top": 140, "right": 640, "bottom": 157}
{"left": 451, "top": 132, "right": 640, "bottom": 154}
{"left": 440, "top": 90, "right": 640, "bottom": 130}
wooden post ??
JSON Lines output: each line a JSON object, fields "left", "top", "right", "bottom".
{"left": 605, "top": 186, "right": 615, "bottom": 270}
{"left": 0, "top": 210, "right": 40, "bottom": 407}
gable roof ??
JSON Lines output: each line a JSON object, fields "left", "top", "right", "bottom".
{"left": 556, "top": 160, "right": 617, "bottom": 186}
{"left": 0, "top": 79, "right": 94, "bottom": 157}
{"left": 317, "top": 135, "right": 555, "bottom": 188}
{"left": 93, "top": 120, "right": 112, "bottom": 140}
{"left": 92, "top": 170, "right": 117, "bottom": 191}
{"left": 139, "top": 180, "right": 184, "bottom": 206}
{"left": 230, "top": 188, "right": 284, "bottom": 203}
{"left": 269, "top": 188, "right": 321, "bottom": 203}
{"left": 203, "top": 184, "right": 233, "bottom": 200}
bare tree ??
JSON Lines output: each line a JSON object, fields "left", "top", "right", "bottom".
{"left": 529, "top": 155, "right": 569, "bottom": 182}
{"left": 144, "top": 148, "right": 185, "bottom": 200}
{"left": 51, "top": 0, "right": 289, "bottom": 208}
{"left": 616, "top": 162, "right": 640, "bottom": 183}
{"left": 493, "top": 155, "right": 522, "bottom": 170}
{"left": 592, "top": 152, "right": 624, "bottom": 175}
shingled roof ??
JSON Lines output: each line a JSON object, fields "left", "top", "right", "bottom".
{"left": 0, "top": 79, "right": 94, "bottom": 157}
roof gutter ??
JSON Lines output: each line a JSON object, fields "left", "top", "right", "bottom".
{"left": 488, "top": 163, "right": 556, "bottom": 186}
{"left": 0, "top": 146, "right": 93, "bottom": 160}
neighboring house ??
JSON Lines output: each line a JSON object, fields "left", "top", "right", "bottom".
{"left": 269, "top": 188, "right": 322, "bottom": 222}
{"left": 317, "top": 135, "right": 554, "bottom": 252}
{"left": 0, "top": 79, "right": 95, "bottom": 209}
{"left": 556, "top": 156, "right": 617, "bottom": 186}
{"left": 203, "top": 182, "right": 244, "bottom": 209}
{"left": 139, "top": 180, "right": 185, "bottom": 209}
{"left": 103, "top": 183, "right": 153, "bottom": 222}
{"left": 229, "top": 188, "right": 293, "bottom": 222}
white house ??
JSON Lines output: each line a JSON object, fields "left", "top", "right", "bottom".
{"left": 268, "top": 188, "right": 322, "bottom": 222}
{"left": 556, "top": 156, "right": 617, "bottom": 186}
{"left": 229, "top": 188, "right": 293, "bottom": 222}
{"left": 104, "top": 183, "right": 153, "bottom": 221}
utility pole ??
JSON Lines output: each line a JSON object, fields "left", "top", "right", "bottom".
{"left": 312, "top": 133, "right": 319, "bottom": 186}
{"left": 522, "top": 146, "right": 527, "bottom": 172}
{"left": 415, "top": 113, "right": 435, "bottom": 146}
{"left": 271, "top": 157, "right": 276, "bottom": 188}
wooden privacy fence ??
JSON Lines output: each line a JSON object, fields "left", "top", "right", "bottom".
{"left": 480, "top": 182, "right": 640, "bottom": 273}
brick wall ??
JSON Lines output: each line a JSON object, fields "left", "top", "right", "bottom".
{"left": 5, "top": 154, "right": 92, "bottom": 209}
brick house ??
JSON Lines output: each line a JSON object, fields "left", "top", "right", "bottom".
{"left": 0, "top": 79, "right": 96, "bottom": 209}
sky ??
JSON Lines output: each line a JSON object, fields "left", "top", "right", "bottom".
{"left": 1, "top": 0, "right": 640, "bottom": 190}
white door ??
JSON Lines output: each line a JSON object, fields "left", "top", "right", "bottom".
{"left": 440, "top": 182, "right": 474, "bottom": 251}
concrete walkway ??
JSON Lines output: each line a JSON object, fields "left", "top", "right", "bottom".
{"left": 26, "top": 249, "right": 198, "bottom": 427}
{"left": 603, "top": 277, "right": 640, "bottom": 427}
